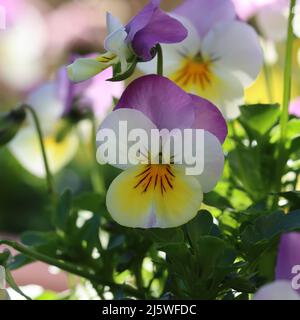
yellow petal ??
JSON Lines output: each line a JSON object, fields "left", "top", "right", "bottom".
{"left": 106, "top": 165, "right": 203, "bottom": 228}
{"left": 9, "top": 128, "right": 78, "bottom": 178}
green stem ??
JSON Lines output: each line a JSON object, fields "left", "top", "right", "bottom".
{"left": 90, "top": 114, "right": 105, "bottom": 195}
{"left": 183, "top": 225, "right": 193, "bottom": 252}
{"left": 5, "top": 268, "right": 31, "bottom": 300}
{"left": 0, "top": 240, "right": 143, "bottom": 299}
{"left": 263, "top": 63, "right": 273, "bottom": 103}
{"left": 275, "top": 0, "right": 296, "bottom": 191}
{"left": 23, "top": 105, "right": 54, "bottom": 195}
{"left": 156, "top": 44, "right": 163, "bottom": 76}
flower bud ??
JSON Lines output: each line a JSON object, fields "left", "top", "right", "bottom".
{"left": 0, "top": 108, "right": 26, "bottom": 146}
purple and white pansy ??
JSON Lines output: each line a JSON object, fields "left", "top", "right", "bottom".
{"left": 67, "top": 0, "right": 188, "bottom": 82}
{"left": 96, "top": 75, "right": 227, "bottom": 228}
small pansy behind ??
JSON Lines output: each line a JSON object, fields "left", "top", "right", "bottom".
{"left": 9, "top": 57, "right": 123, "bottom": 178}
{"left": 67, "top": 0, "right": 188, "bottom": 82}
{"left": 139, "top": 0, "right": 263, "bottom": 119}
{"left": 96, "top": 75, "right": 227, "bottom": 228}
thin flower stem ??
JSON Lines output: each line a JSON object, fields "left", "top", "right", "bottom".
{"left": 275, "top": 0, "right": 296, "bottom": 192}
{"left": 263, "top": 63, "right": 273, "bottom": 103}
{"left": 156, "top": 44, "right": 163, "bottom": 76}
{"left": 0, "top": 240, "right": 144, "bottom": 299}
{"left": 90, "top": 113, "right": 105, "bottom": 195}
{"left": 23, "top": 105, "right": 54, "bottom": 195}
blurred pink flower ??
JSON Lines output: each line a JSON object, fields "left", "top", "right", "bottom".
{"left": 232, "top": 0, "right": 288, "bottom": 20}
{"left": 58, "top": 57, "right": 124, "bottom": 119}
{"left": 289, "top": 97, "right": 300, "bottom": 117}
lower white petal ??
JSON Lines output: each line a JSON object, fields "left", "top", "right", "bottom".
{"left": 193, "top": 131, "right": 224, "bottom": 193}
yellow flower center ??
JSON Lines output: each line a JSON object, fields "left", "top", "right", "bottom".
{"left": 172, "top": 55, "right": 213, "bottom": 90}
{"left": 134, "top": 164, "right": 176, "bottom": 195}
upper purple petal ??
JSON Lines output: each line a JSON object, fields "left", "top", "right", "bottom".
{"left": 126, "top": 0, "right": 161, "bottom": 41}
{"left": 276, "top": 232, "right": 300, "bottom": 294}
{"left": 115, "top": 75, "right": 194, "bottom": 130}
{"left": 172, "top": 0, "right": 236, "bottom": 38}
{"left": 126, "top": 1, "right": 188, "bottom": 61}
{"left": 190, "top": 94, "right": 228, "bottom": 144}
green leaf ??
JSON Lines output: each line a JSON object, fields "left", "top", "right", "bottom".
{"left": 21, "top": 231, "right": 56, "bottom": 247}
{"left": 241, "top": 210, "right": 300, "bottom": 249}
{"left": 186, "top": 211, "right": 215, "bottom": 246}
{"left": 79, "top": 215, "right": 102, "bottom": 253}
{"left": 54, "top": 189, "right": 72, "bottom": 230}
{"left": 204, "top": 192, "right": 232, "bottom": 209}
{"left": 73, "top": 192, "right": 106, "bottom": 215}
{"left": 143, "top": 228, "right": 184, "bottom": 248}
{"left": 195, "top": 236, "right": 227, "bottom": 279}
{"left": 239, "top": 104, "right": 280, "bottom": 135}
{"left": 224, "top": 276, "right": 256, "bottom": 293}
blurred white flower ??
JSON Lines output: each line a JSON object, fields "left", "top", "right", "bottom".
{"left": 9, "top": 82, "right": 79, "bottom": 178}
{"left": 0, "top": 3, "right": 47, "bottom": 90}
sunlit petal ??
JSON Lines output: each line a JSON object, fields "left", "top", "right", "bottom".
{"left": 106, "top": 165, "right": 203, "bottom": 228}
{"left": 9, "top": 128, "right": 78, "bottom": 178}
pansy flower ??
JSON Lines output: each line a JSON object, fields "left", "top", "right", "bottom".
{"left": 97, "top": 75, "right": 227, "bottom": 228}
{"left": 9, "top": 61, "right": 123, "bottom": 178}
{"left": 254, "top": 232, "right": 300, "bottom": 300}
{"left": 139, "top": 0, "right": 263, "bottom": 119}
{"left": 67, "top": 0, "right": 187, "bottom": 82}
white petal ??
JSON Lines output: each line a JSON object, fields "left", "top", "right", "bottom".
{"left": 138, "top": 14, "right": 201, "bottom": 76}
{"left": 97, "top": 108, "right": 158, "bottom": 170}
{"left": 195, "top": 131, "right": 224, "bottom": 193}
{"left": 202, "top": 20, "right": 263, "bottom": 87}
{"left": 27, "top": 82, "right": 64, "bottom": 134}
{"left": 256, "top": 6, "right": 288, "bottom": 42}
{"left": 67, "top": 58, "right": 109, "bottom": 83}
{"left": 104, "top": 28, "right": 131, "bottom": 73}
{"left": 293, "top": 3, "right": 300, "bottom": 38}
{"left": 254, "top": 281, "right": 300, "bottom": 300}
{"left": 106, "top": 12, "right": 124, "bottom": 35}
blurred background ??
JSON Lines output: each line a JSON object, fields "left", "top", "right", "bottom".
{"left": 0, "top": 0, "right": 186, "bottom": 233}
{"left": 0, "top": 0, "right": 299, "bottom": 298}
